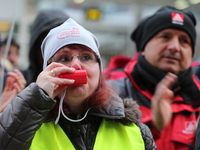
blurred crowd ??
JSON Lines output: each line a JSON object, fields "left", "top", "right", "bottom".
{"left": 1, "top": 5, "right": 200, "bottom": 150}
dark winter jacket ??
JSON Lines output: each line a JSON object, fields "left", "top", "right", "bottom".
{"left": 0, "top": 83, "right": 156, "bottom": 150}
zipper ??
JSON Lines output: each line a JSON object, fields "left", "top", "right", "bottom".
{"left": 86, "top": 124, "right": 91, "bottom": 150}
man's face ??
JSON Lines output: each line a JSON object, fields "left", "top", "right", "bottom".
{"left": 0, "top": 45, "right": 19, "bottom": 68}
{"left": 142, "top": 29, "right": 192, "bottom": 74}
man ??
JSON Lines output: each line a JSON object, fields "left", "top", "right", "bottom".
{"left": 0, "top": 38, "right": 20, "bottom": 69}
{"left": 106, "top": 6, "right": 200, "bottom": 150}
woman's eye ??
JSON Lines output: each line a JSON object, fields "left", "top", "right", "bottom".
{"left": 59, "top": 56, "right": 70, "bottom": 62}
{"left": 81, "top": 54, "right": 92, "bottom": 61}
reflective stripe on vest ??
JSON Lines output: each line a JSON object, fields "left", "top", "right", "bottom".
{"left": 29, "top": 118, "right": 145, "bottom": 150}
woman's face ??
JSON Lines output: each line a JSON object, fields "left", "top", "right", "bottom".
{"left": 51, "top": 45, "right": 100, "bottom": 110}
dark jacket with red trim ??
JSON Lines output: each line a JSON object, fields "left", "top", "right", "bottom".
{"left": 103, "top": 52, "right": 139, "bottom": 81}
{"left": 106, "top": 54, "right": 200, "bottom": 150}
{"left": 103, "top": 55, "right": 132, "bottom": 80}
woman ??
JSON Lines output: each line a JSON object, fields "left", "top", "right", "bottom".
{"left": 0, "top": 18, "right": 156, "bottom": 150}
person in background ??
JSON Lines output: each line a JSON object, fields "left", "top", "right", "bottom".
{"left": 0, "top": 9, "right": 69, "bottom": 113}
{"left": 0, "top": 36, "right": 26, "bottom": 112}
{"left": 106, "top": 5, "right": 200, "bottom": 150}
{"left": 0, "top": 37, "right": 26, "bottom": 113}
{"left": 0, "top": 37, "right": 20, "bottom": 69}
{"left": 0, "top": 18, "right": 157, "bottom": 150}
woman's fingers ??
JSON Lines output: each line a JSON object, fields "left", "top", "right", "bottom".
{"left": 46, "top": 62, "right": 74, "bottom": 72}
{"left": 36, "top": 62, "right": 76, "bottom": 99}
{"left": 48, "top": 64, "right": 75, "bottom": 77}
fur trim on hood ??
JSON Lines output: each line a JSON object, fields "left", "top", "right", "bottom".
{"left": 114, "top": 98, "right": 142, "bottom": 126}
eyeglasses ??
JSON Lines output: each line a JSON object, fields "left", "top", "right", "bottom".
{"left": 47, "top": 53, "right": 98, "bottom": 66}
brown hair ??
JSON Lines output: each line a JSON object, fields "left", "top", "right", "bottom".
{"left": 82, "top": 72, "right": 111, "bottom": 111}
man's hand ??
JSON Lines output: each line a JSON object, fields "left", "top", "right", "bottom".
{"left": 152, "top": 72, "right": 178, "bottom": 131}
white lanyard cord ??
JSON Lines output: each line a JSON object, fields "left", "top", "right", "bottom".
{"left": 55, "top": 90, "right": 90, "bottom": 124}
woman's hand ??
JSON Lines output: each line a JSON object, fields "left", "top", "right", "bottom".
{"left": 151, "top": 72, "right": 178, "bottom": 131}
{"left": 36, "top": 62, "right": 75, "bottom": 99}
{"left": 0, "top": 69, "right": 26, "bottom": 113}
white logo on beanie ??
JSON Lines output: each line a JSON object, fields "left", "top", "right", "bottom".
{"left": 172, "top": 12, "right": 184, "bottom": 25}
{"left": 41, "top": 18, "right": 102, "bottom": 70}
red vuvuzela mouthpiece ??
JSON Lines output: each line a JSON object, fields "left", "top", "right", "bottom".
{"left": 58, "top": 70, "right": 87, "bottom": 86}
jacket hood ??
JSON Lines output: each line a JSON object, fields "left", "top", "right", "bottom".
{"left": 30, "top": 9, "right": 69, "bottom": 53}
{"left": 26, "top": 9, "right": 69, "bottom": 84}
{"left": 28, "top": 9, "right": 69, "bottom": 72}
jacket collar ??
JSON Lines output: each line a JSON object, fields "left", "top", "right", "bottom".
{"left": 45, "top": 92, "right": 141, "bottom": 125}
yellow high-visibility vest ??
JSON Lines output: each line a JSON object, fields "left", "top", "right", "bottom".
{"left": 30, "top": 118, "right": 145, "bottom": 150}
